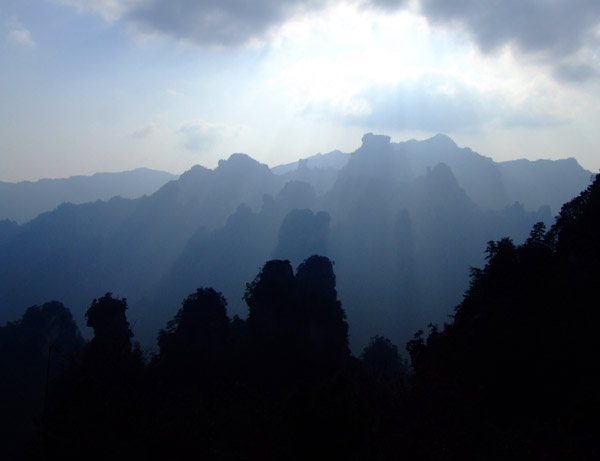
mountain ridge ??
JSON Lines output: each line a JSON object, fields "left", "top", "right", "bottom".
{"left": 0, "top": 134, "right": 593, "bottom": 350}
{"left": 273, "top": 133, "right": 591, "bottom": 214}
{"left": 0, "top": 168, "right": 178, "bottom": 224}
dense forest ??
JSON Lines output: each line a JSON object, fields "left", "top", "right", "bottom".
{"left": 1, "top": 174, "right": 598, "bottom": 459}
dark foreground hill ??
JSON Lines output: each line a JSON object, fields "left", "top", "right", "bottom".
{"left": 406, "top": 173, "right": 600, "bottom": 459}
{"left": 0, "top": 134, "right": 592, "bottom": 350}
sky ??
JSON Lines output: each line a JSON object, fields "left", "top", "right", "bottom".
{"left": 1, "top": 0, "right": 599, "bottom": 182}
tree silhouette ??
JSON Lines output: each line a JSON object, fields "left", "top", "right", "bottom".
{"left": 42, "top": 293, "right": 145, "bottom": 459}
{"left": 361, "top": 335, "right": 406, "bottom": 380}
{"left": 295, "top": 255, "right": 349, "bottom": 368}
{"left": 84, "top": 292, "right": 136, "bottom": 367}
{"left": 157, "top": 287, "right": 230, "bottom": 381}
{"left": 244, "top": 259, "right": 298, "bottom": 382}
{"left": 0, "top": 302, "right": 83, "bottom": 459}
{"left": 244, "top": 255, "right": 349, "bottom": 381}
{"left": 406, "top": 174, "right": 600, "bottom": 459}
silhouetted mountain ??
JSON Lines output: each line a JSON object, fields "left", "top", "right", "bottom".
{"left": 148, "top": 180, "right": 322, "bottom": 342}
{"left": 0, "top": 135, "right": 591, "bottom": 352}
{"left": 272, "top": 158, "right": 341, "bottom": 196}
{"left": 273, "top": 209, "right": 330, "bottom": 266}
{"left": 274, "top": 133, "right": 591, "bottom": 214}
{"left": 497, "top": 156, "right": 593, "bottom": 214}
{"left": 3, "top": 167, "right": 599, "bottom": 459}
{"left": 0, "top": 154, "right": 283, "bottom": 338}
{"left": 271, "top": 149, "right": 349, "bottom": 174}
{"left": 401, "top": 134, "right": 507, "bottom": 210}
{"left": 323, "top": 134, "right": 553, "bottom": 348}
{"left": 0, "top": 168, "right": 178, "bottom": 224}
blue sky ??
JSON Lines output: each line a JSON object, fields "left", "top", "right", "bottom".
{"left": 1, "top": 0, "right": 599, "bottom": 181}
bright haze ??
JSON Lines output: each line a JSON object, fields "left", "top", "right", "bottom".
{"left": 1, "top": 0, "right": 599, "bottom": 182}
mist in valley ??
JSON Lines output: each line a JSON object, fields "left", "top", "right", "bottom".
{"left": 2, "top": 0, "right": 600, "bottom": 458}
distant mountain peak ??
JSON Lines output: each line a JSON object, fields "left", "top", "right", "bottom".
{"left": 361, "top": 133, "right": 392, "bottom": 148}
{"left": 216, "top": 153, "right": 272, "bottom": 176}
{"left": 427, "top": 162, "right": 459, "bottom": 186}
{"left": 178, "top": 164, "right": 211, "bottom": 182}
{"left": 426, "top": 133, "right": 458, "bottom": 148}
{"left": 218, "top": 153, "right": 255, "bottom": 167}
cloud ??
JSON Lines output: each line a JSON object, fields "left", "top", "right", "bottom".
{"left": 304, "top": 73, "right": 567, "bottom": 132}
{"left": 307, "top": 74, "right": 493, "bottom": 132}
{"left": 63, "top": 0, "right": 329, "bottom": 46}
{"left": 179, "top": 119, "right": 239, "bottom": 152}
{"left": 57, "top": 0, "right": 600, "bottom": 81}
{"left": 553, "top": 61, "right": 600, "bottom": 83}
{"left": 414, "top": 0, "right": 600, "bottom": 80}
{"left": 416, "top": 0, "right": 600, "bottom": 56}
{"left": 132, "top": 124, "right": 153, "bottom": 139}
{"left": 370, "top": 1, "right": 600, "bottom": 82}
{"left": 53, "top": 0, "right": 137, "bottom": 21}
{"left": 366, "top": 0, "right": 409, "bottom": 12}
{"left": 58, "top": 1, "right": 600, "bottom": 59}
{"left": 5, "top": 19, "right": 36, "bottom": 48}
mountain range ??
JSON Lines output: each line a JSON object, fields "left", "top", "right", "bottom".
{"left": 0, "top": 134, "right": 592, "bottom": 351}
{"left": 0, "top": 168, "right": 178, "bottom": 224}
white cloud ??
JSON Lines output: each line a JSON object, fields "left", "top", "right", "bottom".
{"left": 302, "top": 71, "right": 569, "bottom": 133}
{"left": 56, "top": 1, "right": 600, "bottom": 55}
{"left": 179, "top": 119, "right": 243, "bottom": 152}
{"left": 5, "top": 19, "right": 35, "bottom": 48}
{"left": 55, "top": 1, "right": 600, "bottom": 83}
